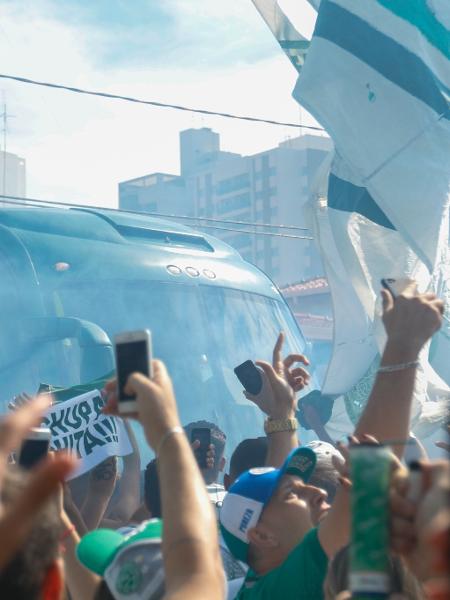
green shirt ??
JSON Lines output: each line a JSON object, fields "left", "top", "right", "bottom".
{"left": 236, "top": 528, "right": 328, "bottom": 600}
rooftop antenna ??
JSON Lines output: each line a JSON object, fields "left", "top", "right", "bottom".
{"left": 0, "top": 92, "right": 16, "bottom": 197}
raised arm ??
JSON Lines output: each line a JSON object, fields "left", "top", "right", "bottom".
{"left": 103, "top": 421, "right": 141, "bottom": 526}
{"left": 245, "top": 332, "right": 310, "bottom": 467}
{"left": 81, "top": 456, "right": 118, "bottom": 530}
{"left": 0, "top": 396, "right": 76, "bottom": 568}
{"left": 319, "top": 284, "right": 443, "bottom": 557}
{"left": 355, "top": 285, "right": 443, "bottom": 458}
{"left": 59, "top": 493, "right": 100, "bottom": 600}
{"left": 103, "top": 360, "right": 224, "bottom": 600}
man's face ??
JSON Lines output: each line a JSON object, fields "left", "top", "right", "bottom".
{"left": 259, "top": 475, "right": 330, "bottom": 551}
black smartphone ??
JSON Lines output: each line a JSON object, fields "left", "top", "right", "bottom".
{"left": 381, "top": 278, "right": 414, "bottom": 299}
{"left": 234, "top": 360, "right": 263, "bottom": 395}
{"left": 19, "top": 428, "right": 51, "bottom": 470}
{"left": 191, "top": 427, "right": 211, "bottom": 469}
{"left": 114, "top": 330, "right": 152, "bottom": 414}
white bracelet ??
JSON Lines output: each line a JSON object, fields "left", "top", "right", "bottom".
{"left": 157, "top": 426, "right": 184, "bottom": 457}
{"left": 378, "top": 360, "right": 420, "bottom": 373}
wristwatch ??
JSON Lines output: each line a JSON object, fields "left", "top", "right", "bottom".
{"left": 264, "top": 417, "right": 298, "bottom": 435}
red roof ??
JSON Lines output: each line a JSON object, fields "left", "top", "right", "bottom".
{"left": 280, "top": 277, "right": 329, "bottom": 297}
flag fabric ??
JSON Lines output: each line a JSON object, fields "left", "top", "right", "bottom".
{"left": 294, "top": 0, "right": 450, "bottom": 400}
{"left": 252, "top": 0, "right": 450, "bottom": 433}
{"left": 251, "top": 0, "right": 310, "bottom": 72}
{"left": 293, "top": 0, "right": 450, "bottom": 272}
{"left": 307, "top": 157, "right": 449, "bottom": 431}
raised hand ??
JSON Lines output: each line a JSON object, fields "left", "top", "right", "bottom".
{"left": 381, "top": 282, "right": 444, "bottom": 357}
{"left": 191, "top": 439, "right": 215, "bottom": 470}
{"left": 0, "top": 397, "right": 76, "bottom": 568}
{"left": 245, "top": 332, "right": 310, "bottom": 420}
{"left": 102, "top": 359, "right": 181, "bottom": 452}
{"left": 272, "top": 331, "right": 310, "bottom": 392}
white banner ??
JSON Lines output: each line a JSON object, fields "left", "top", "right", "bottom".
{"left": 42, "top": 389, "right": 132, "bottom": 479}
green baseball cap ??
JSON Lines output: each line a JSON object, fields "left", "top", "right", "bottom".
{"left": 77, "top": 519, "right": 165, "bottom": 600}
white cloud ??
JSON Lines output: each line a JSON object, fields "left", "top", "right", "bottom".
{"left": 0, "top": 0, "right": 321, "bottom": 208}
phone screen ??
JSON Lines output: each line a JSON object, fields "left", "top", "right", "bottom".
{"left": 19, "top": 438, "right": 50, "bottom": 470}
{"left": 234, "top": 360, "right": 263, "bottom": 395}
{"left": 191, "top": 428, "right": 211, "bottom": 469}
{"left": 116, "top": 340, "right": 149, "bottom": 401}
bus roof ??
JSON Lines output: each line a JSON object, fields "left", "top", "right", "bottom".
{"left": 0, "top": 205, "right": 281, "bottom": 300}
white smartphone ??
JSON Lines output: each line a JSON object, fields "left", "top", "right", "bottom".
{"left": 19, "top": 427, "right": 51, "bottom": 470}
{"left": 114, "top": 330, "right": 152, "bottom": 414}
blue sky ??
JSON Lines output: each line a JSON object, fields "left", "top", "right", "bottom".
{"left": 0, "top": 0, "right": 320, "bottom": 206}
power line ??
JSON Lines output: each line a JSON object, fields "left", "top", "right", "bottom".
{"left": 143, "top": 211, "right": 309, "bottom": 232}
{"left": 0, "top": 194, "right": 314, "bottom": 240}
{"left": 179, "top": 223, "right": 313, "bottom": 239}
{"left": 0, "top": 73, "right": 325, "bottom": 132}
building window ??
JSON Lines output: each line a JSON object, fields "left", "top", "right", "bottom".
{"left": 216, "top": 192, "right": 251, "bottom": 215}
{"left": 255, "top": 187, "right": 277, "bottom": 201}
{"left": 215, "top": 173, "right": 250, "bottom": 195}
{"left": 234, "top": 211, "right": 251, "bottom": 222}
{"left": 254, "top": 165, "right": 276, "bottom": 180}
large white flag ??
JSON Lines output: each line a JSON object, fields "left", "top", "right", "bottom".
{"left": 293, "top": 0, "right": 450, "bottom": 271}
{"left": 252, "top": 0, "right": 450, "bottom": 433}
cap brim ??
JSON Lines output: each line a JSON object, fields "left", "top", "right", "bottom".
{"left": 78, "top": 519, "right": 163, "bottom": 576}
{"left": 78, "top": 529, "right": 125, "bottom": 575}
{"left": 279, "top": 446, "right": 317, "bottom": 483}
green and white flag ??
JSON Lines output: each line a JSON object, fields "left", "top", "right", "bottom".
{"left": 251, "top": 0, "right": 310, "bottom": 72}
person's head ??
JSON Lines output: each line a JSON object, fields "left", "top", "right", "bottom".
{"left": 306, "top": 440, "right": 344, "bottom": 503}
{"left": 220, "top": 447, "right": 330, "bottom": 573}
{"left": 297, "top": 391, "right": 334, "bottom": 429}
{"left": 79, "top": 519, "right": 165, "bottom": 600}
{"left": 0, "top": 468, "right": 64, "bottom": 600}
{"left": 144, "top": 459, "right": 162, "bottom": 518}
{"left": 224, "top": 437, "right": 268, "bottom": 490}
{"left": 184, "top": 420, "right": 226, "bottom": 484}
{"left": 324, "top": 545, "right": 425, "bottom": 600}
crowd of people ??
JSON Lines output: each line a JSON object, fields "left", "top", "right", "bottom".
{"left": 0, "top": 282, "right": 449, "bottom": 599}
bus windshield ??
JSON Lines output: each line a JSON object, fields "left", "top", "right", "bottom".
{"left": 51, "top": 280, "right": 307, "bottom": 454}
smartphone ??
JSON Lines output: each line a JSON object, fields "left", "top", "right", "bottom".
{"left": 114, "top": 330, "right": 152, "bottom": 414}
{"left": 381, "top": 278, "right": 415, "bottom": 299}
{"left": 19, "top": 427, "right": 51, "bottom": 470}
{"left": 234, "top": 360, "right": 263, "bottom": 395}
{"left": 191, "top": 427, "right": 211, "bottom": 469}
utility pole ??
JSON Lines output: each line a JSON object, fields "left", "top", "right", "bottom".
{"left": 0, "top": 94, "right": 16, "bottom": 197}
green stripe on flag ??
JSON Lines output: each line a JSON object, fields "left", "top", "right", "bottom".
{"left": 377, "top": 0, "right": 450, "bottom": 59}
{"left": 52, "top": 371, "right": 114, "bottom": 403}
{"left": 279, "top": 40, "right": 310, "bottom": 50}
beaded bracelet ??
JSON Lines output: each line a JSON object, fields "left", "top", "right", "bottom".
{"left": 378, "top": 360, "right": 420, "bottom": 373}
